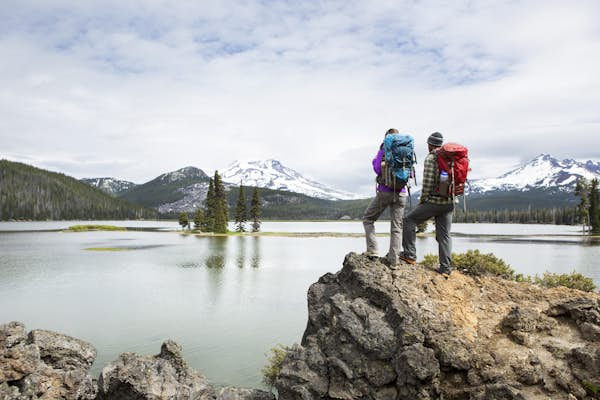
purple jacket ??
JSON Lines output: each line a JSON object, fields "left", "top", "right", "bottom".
{"left": 373, "top": 145, "right": 407, "bottom": 193}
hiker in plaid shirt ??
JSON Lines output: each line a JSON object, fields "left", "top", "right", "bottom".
{"left": 400, "top": 132, "right": 455, "bottom": 277}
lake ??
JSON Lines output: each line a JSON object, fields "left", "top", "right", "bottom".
{"left": 0, "top": 220, "right": 598, "bottom": 389}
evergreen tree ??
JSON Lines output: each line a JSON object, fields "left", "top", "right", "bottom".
{"left": 234, "top": 182, "right": 247, "bottom": 232}
{"left": 193, "top": 208, "right": 205, "bottom": 231}
{"left": 250, "top": 186, "right": 261, "bottom": 232}
{"left": 575, "top": 177, "right": 590, "bottom": 232}
{"left": 213, "top": 171, "right": 229, "bottom": 233}
{"left": 203, "top": 178, "right": 215, "bottom": 232}
{"left": 590, "top": 178, "right": 600, "bottom": 233}
{"left": 178, "top": 212, "right": 189, "bottom": 230}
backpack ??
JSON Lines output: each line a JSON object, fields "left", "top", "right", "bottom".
{"left": 436, "top": 143, "right": 469, "bottom": 197}
{"left": 380, "top": 133, "right": 416, "bottom": 190}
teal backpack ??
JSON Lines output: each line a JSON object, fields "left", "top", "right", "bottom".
{"left": 381, "top": 133, "right": 416, "bottom": 190}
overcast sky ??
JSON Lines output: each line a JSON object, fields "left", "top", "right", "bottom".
{"left": 2, "top": 0, "right": 599, "bottom": 196}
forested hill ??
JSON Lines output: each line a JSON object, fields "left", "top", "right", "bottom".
{"left": 0, "top": 160, "right": 157, "bottom": 220}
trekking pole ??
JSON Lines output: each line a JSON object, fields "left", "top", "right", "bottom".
{"left": 450, "top": 161, "right": 456, "bottom": 216}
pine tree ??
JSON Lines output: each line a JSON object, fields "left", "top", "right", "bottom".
{"left": 590, "top": 178, "right": 600, "bottom": 233}
{"left": 234, "top": 182, "right": 247, "bottom": 232}
{"left": 203, "top": 178, "right": 215, "bottom": 232}
{"left": 178, "top": 212, "right": 189, "bottom": 230}
{"left": 575, "top": 177, "right": 590, "bottom": 232}
{"left": 250, "top": 186, "right": 261, "bottom": 232}
{"left": 193, "top": 208, "right": 205, "bottom": 231}
{"left": 213, "top": 171, "right": 229, "bottom": 233}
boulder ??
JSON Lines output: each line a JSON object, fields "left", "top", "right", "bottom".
{"left": 96, "top": 340, "right": 214, "bottom": 400}
{"left": 0, "top": 321, "right": 97, "bottom": 400}
{"left": 275, "top": 252, "right": 600, "bottom": 400}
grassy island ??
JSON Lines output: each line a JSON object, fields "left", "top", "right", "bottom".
{"left": 65, "top": 224, "right": 128, "bottom": 232}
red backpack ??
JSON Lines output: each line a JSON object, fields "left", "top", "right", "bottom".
{"left": 436, "top": 143, "right": 469, "bottom": 197}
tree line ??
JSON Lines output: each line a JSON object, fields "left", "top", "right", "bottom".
{"left": 452, "top": 207, "right": 578, "bottom": 225}
{"left": 179, "top": 171, "right": 261, "bottom": 233}
{"left": 0, "top": 160, "right": 157, "bottom": 221}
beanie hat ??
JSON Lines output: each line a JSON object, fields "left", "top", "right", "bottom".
{"left": 427, "top": 132, "right": 443, "bottom": 147}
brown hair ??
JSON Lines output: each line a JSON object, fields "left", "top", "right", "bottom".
{"left": 386, "top": 128, "right": 399, "bottom": 135}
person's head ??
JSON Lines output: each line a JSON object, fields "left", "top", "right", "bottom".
{"left": 427, "top": 132, "right": 443, "bottom": 151}
{"left": 385, "top": 128, "right": 399, "bottom": 136}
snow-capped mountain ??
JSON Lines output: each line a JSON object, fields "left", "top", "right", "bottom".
{"left": 221, "top": 159, "right": 362, "bottom": 200}
{"left": 81, "top": 177, "right": 137, "bottom": 195}
{"left": 155, "top": 166, "right": 208, "bottom": 183}
{"left": 471, "top": 154, "right": 600, "bottom": 193}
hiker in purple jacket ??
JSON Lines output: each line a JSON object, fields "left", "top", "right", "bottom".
{"left": 362, "top": 128, "right": 408, "bottom": 268}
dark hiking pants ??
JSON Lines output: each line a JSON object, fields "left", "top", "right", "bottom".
{"left": 402, "top": 202, "right": 454, "bottom": 273}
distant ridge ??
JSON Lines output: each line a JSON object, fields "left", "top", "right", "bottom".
{"left": 80, "top": 177, "right": 137, "bottom": 196}
{"left": 0, "top": 160, "right": 157, "bottom": 220}
{"left": 118, "top": 166, "right": 210, "bottom": 210}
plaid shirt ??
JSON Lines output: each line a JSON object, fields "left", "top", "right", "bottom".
{"left": 420, "top": 150, "right": 454, "bottom": 205}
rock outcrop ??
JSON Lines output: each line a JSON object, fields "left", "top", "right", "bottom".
{"left": 0, "top": 321, "right": 97, "bottom": 400}
{"left": 0, "top": 323, "right": 274, "bottom": 400}
{"left": 275, "top": 253, "right": 600, "bottom": 400}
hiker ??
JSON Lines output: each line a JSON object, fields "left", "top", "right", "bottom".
{"left": 362, "top": 128, "right": 412, "bottom": 267}
{"left": 400, "top": 132, "right": 454, "bottom": 277}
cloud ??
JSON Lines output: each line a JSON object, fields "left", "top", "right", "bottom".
{"left": 1, "top": 1, "right": 599, "bottom": 196}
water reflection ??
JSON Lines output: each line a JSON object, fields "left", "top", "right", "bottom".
{"left": 236, "top": 236, "right": 246, "bottom": 269}
{"left": 205, "top": 237, "right": 227, "bottom": 269}
{"left": 251, "top": 237, "right": 260, "bottom": 269}
{"left": 233, "top": 236, "right": 262, "bottom": 269}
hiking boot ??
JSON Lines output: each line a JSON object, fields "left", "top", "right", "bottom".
{"left": 362, "top": 251, "right": 379, "bottom": 260}
{"left": 398, "top": 253, "right": 416, "bottom": 265}
{"left": 438, "top": 269, "right": 451, "bottom": 279}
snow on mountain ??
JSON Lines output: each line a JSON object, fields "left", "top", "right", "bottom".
{"left": 81, "top": 177, "right": 137, "bottom": 195}
{"left": 470, "top": 154, "right": 600, "bottom": 193}
{"left": 221, "top": 159, "right": 362, "bottom": 200}
{"left": 156, "top": 166, "right": 208, "bottom": 183}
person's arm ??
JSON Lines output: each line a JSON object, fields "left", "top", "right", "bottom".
{"left": 420, "top": 153, "right": 437, "bottom": 203}
{"left": 372, "top": 146, "right": 384, "bottom": 175}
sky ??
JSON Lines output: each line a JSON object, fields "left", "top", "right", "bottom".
{"left": 1, "top": 0, "right": 599, "bottom": 196}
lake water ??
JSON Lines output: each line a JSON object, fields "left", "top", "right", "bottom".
{"left": 0, "top": 220, "right": 598, "bottom": 389}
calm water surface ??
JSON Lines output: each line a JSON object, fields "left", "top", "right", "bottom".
{"left": 0, "top": 221, "right": 598, "bottom": 389}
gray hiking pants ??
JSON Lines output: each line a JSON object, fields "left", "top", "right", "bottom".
{"left": 363, "top": 191, "right": 407, "bottom": 263}
{"left": 402, "top": 202, "right": 454, "bottom": 273}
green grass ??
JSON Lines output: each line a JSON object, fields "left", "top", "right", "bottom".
{"left": 421, "top": 250, "right": 516, "bottom": 279}
{"left": 65, "top": 225, "right": 128, "bottom": 232}
{"left": 421, "top": 249, "right": 597, "bottom": 292}
{"left": 582, "top": 381, "right": 599, "bottom": 395}
{"left": 534, "top": 271, "right": 596, "bottom": 292}
{"left": 261, "top": 344, "right": 288, "bottom": 387}
{"left": 84, "top": 247, "right": 132, "bottom": 252}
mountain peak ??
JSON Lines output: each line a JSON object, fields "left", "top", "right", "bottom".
{"left": 80, "top": 177, "right": 137, "bottom": 195}
{"left": 471, "top": 154, "right": 600, "bottom": 193}
{"left": 159, "top": 166, "right": 208, "bottom": 183}
{"left": 221, "top": 159, "right": 361, "bottom": 200}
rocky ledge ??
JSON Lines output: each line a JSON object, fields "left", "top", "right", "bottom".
{"left": 275, "top": 253, "right": 600, "bottom": 400}
{"left": 2, "top": 252, "right": 600, "bottom": 400}
{"left": 0, "top": 322, "right": 273, "bottom": 400}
